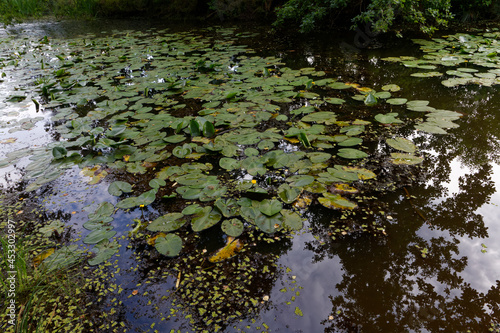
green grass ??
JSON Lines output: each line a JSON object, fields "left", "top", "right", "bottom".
{"left": 0, "top": 197, "right": 87, "bottom": 333}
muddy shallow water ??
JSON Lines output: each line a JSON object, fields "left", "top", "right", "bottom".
{"left": 1, "top": 20, "right": 499, "bottom": 332}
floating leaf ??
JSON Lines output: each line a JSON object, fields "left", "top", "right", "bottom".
{"left": 149, "top": 178, "right": 166, "bottom": 189}
{"left": 390, "top": 153, "right": 424, "bottom": 165}
{"left": 281, "top": 210, "right": 303, "bottom": 230}
{"left": 108, "top": 181, "right": 133, "bottom": 196}
{"left": 278, "top": 184, "right": 301, "bottom": 204}
{"left": 155, "top": 234, "right": 183, "bottom": 257}
{"left": 83, "top": 226, "right": 117, "bottom": 245}
{"left": 191, "top": 206, "right": 222, "bottom": 232}
{"left": 221, "top": 220, "right": 244, "bottom": 238}
{"left": 259, "top": 199, "right": 283, "bottom": 216}
{"left": 147, "top": 213, "right": 186, "bottom": 232}
{"left": 52, "top": 146, "right": 67, "bottom": 159}
{"left": 38, "top": 220, "right": 64, "bottom": 237}
{"left": 375, "top": 113, "right": 404, "bottom": 124}
{"left": 386, "top": 98, "right": 407, "bottom": 105}
{"left": 381, "top": 84, "right": 401, "bottom": 92}
{"left": 318, "top": 192, "right": 357, "bottom": 210}
{"left": 287, "top": 175, "right": 315, "bottom": 187}
{"left": 337, "top": 148, "right": 368, "bottom": 159}
{"left": 88, "top": 240, "right": 119, "bottom": 266}
{"left": 387, "top": 137, "right": 416, "bottom": 153}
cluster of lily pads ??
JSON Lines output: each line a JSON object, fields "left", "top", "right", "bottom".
{"left": 382, "top": 30, "right": 500, "bottom": 88}
{"left": 0, "top": 27, "right": 465, "bottom": 264}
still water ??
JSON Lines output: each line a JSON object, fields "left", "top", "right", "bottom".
{"left": 0, "top": 20, "right": 499, "bottom": 332}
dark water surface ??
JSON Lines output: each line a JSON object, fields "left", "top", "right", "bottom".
{"left": 1, "top": 20, "right": 499, "bottom": 332}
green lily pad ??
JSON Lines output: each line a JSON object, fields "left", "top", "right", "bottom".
{"left": 149, "top": 178, "right": 166, "bottom": 189}
{"left": 215, "top": 198, "right": 240, "bottom": 217}
{"left": 108, "top": 181, "right": 133, "bottom": 196}
{"left": 52, "top": 146, "right": 67, "bottom": 159}
{"left": 147, "top": 213, "right": 186, "bottom": 232}
{"left": 381, "top": 84, "right": 401, "bottom": 92}
{"left": 287, "top": 175, "right": 315, "bottom": 187}
{"left": 387, "top": 137, "right": 416, "bottom": 153}
{"left": 338, "top": 137, "right": 363, "bottom": 146}
{"left": 337, "top": 148, "right": 368, "bottom": 159}
{"left": 39, "top": 220, "right": 65, "bottom": 237}
{"left": 254, "top": 212, "right": 282, "bottom": 233}
{"left": 116, "top": 189, "right": 157, "bottom": 209}
{"left": 375, "top": 113, "right": 404, "bottom": 124}
{"left": 259, "top": 199, "right": 283, "bottom": 217}
{"left": 318, "top": 192, "right": 357, "bottom": 210}
{"left": 155, "top": 234, "right": 183, "bottom": 257}
{"left": 390, "top": 153, "right": 424, "bottom": 165}
{"left": 88, "top": 240, "right": 120, "bottom": 266}
{"left": 83, "top": 226, "right": 117, "bottom": 245}
{"left": 278, "top": 184, "right": 301, "bottom": 204}
{"left": 386, "top": 98, "right": 407, "bottom": 105}
{"left": 281, "top": 209, "right": 303, "bottom": 231}
{"left": 191, "top": 206, "right": 222, "bottom": 232}
{"left": 221, "top": 219, "right": 244, "bottom": 237}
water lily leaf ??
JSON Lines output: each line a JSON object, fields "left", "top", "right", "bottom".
{"left": 338, "top": 137, "right": 363, "bottom": 146}
{"left": 319, "top": 192, "right": 357, "bottom": 210}
{"left": 147, "top": 213, "right": 186, "bottom": 232}
{"left": 411, "top": 71, "right": 442, "bottom": 77}
{"left": 386, "top": 98, "right": 407, "bottom": 105}
{"left": 221, "top": 219, "right": 244, "bottom": 237}
{"left": 340, "top": 125, "right": 364, "bottom": 136}
{"left": 259, "top": 199, "right": 283, "bottom": 216}
{"left": 219, "top": 157, "right": 240, "bottom": 171}
{"left": 155, "top": 234, "right": 183, "bottom": 257}
{"left": 374, "top": 91, "right": 391, "bottom": 99}
{"left": 281, "top": 209, "right": 303, "bottom": 230}
{"left": 387, "top": 137, "right": 416, "bottom": 153}
{"left": 88, "top": 240, "right": 119, "bottom": 266}
{"left": 307, "top": 152, "right": 331, "bottom": 163}
{"left": 342, "top": 166, "right": 376, "bottom": 180}
{"left": 278, "top": 184, "right": 301, "bottom": 204}
{"left": 108, "top": 181, "right": 133, "bottom": 196}
{"left": 191, "top": 206, "right": 222, "bottom": 232}
{"left": 215, "top": 198, "right": 239, "bottom": 217}
{"left": 52, "top": 146, "right": 67, "bottom": 159}
{"left": 40, "top": 245, "right": 81, "bottom": 271}
{"left": 116, "top": 189, "right": 157, "bottom": 209}
{"left": 375, "top": 113, "right": 404, "bottom": 124}
{"left": 88, "top": 202, "right": 115, "bottom": 219}
{"left": 324, "top": 97, "right": 345, "bottom": 104}
{"left": 301, "top": 112, "right": 337, "bottom": 124}
{"left": 39, "top": 220, "right": 65, "bottom": 237}
{"left": 415, "top": 123, "right": 448, "bottom": 134}
{"left": 83, "top": 226, "right": 117, "bottom": 245}
{"left": 287, "top": 175, "right": 315, "bottom": 187}
{"left": 382, "top": 84, "right": 401, "bottom": 92}
{"left": 337, "top": 148, "right": 368, "bottom": 159}
{"left": 255, "top": 212, "right": 282, "bottom": 233}
{"left": 149, "top": 178, "right": 166, "bottom": 189}
{"left": 241, "top": 158, "right": 266, "bottom": 176}
{"left": 173, "top": 143, "right": 193, "bottom": 158}
{"left": 164, "top": 135, "right": 186, "bottom": 143}
{"left": 390, "top": 153, "right": 424, "bottom": 165}
{"left": 329, "top": 82, "right": 351, "bottom": 89}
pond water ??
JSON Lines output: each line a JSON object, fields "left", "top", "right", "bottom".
{"left": 0, "top": 20, "right": 499, "bottom": 332}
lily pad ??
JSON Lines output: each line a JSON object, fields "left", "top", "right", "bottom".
{"left": 318, "top": 192, "right": 357, "bottom": 210}
{"left": 147, "top": 213, "right": 186, "bottom": 232}
{"left": 390, "top": 153, "right": 424, "bottom": 165}
{"left": 387, "top": 137, "right": 417, "bottom": 153}
{"left": 337, "top": 148, "right": 368, "bottom": 159}
{"left": 191, "top": 206, "right": 222, "bottom": 232}
{"left": 88, "top": 240, "right": 119, "bottom": 266}
{"left": 155, "top": 234, "right": 183, "bottom": 257}
{"left": 259, "top": 199, "right": 283, "bottom": 216}
{"left": 83, "top": 226, "right": 117, "bottom": 245}
{"left": 221, "top": 219, "right": 244, "bottom": 237}
{"left": 108, "top": 181, "right": 133, "bottom": 196}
